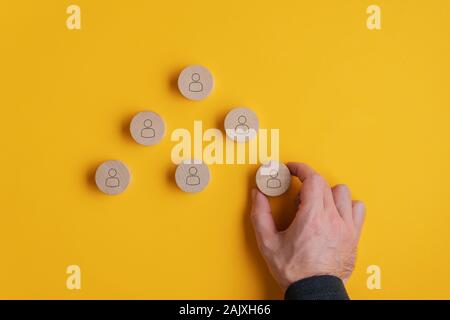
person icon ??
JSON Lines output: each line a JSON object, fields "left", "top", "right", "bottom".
{"left": 140, "top": 119, "right": 156, "bottom": 138}
{"left": 235, "top": 115, "right": 250, "bottom": 134}
{"left": 267, "top": 170, "right": 281, "bottom": 189}
{"left": 188, "top": 73, "right": 203, "bottom": 92}
{"left": 186, "top": 166, "right": 201, "bottom": 186}
{"left": 105, "top": 168, "right": 120, "bottom": 188}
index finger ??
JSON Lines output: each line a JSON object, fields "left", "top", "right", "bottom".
{"left": 287, "top": 162, "right": 317, "bottom": 182}
{"left": 287, "top": 162, "right": 324, "bottom": 212}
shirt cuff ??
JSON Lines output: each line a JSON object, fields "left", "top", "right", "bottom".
{"left": 284, "top": 275, "right": 350, "bottom": 300}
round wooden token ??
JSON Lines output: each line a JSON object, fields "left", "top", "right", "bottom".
{"left": 256, "top": 161, "right": 291, "bottom": 197}
{"left": 224, "top": 107, "right": 259, "bottom": 142}
{"left": 130, "top": 111, "right": 166, "bottom": 146}
{"left": 177, "top": 65, "right": 214, "bottom": 101}
{"left": 175, "top": 160, "right": 210, "bottom": 193}
{"left": 95, "top": 160, "right": 131, "bottom": 195}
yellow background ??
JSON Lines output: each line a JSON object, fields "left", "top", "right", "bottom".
{"left": 1, "top": 0, "right": 449, "bottom": 299}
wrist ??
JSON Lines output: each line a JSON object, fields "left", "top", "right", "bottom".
{"left": 284, "top": 275, "right": 349, "bottom": 300}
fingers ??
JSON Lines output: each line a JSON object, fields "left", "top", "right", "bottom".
{"left": 287, "top": 162, "right": 323, "bottom": 206}
{"left": 287, "top": 162, "right": 317, "bottom": 182}
{"left": 287, "top": 163, "right": 362, "bottom": 231}
{"left": 288, "top": 162, "right": 335, "bottom": 211}
{"left": 322, "top": 182, "right": 336, "bottom": 211}
{"left": 332, "top": 184, "right": 353, "bottom": 223}
{"left": 352, "top": 201, "right": 366, "bottom": 241}
{"left": 250, "top": 188, "right": 278, "bottom": 250}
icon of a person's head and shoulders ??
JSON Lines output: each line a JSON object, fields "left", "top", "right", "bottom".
{"left": 267, "top": 170, "right": 281, "bottom": 189}
{"left": 189, "top": 73, "right": 203, "bottom": 92}
{"left": 235, "top": 115, "right": 250, "bottom": 134}
{"left": 141, "top": 119, "right": 156, "bottom": 138}
{"left": 186, "top": 166, "right": 201, "bottom": 186}
{"left": 105, "top": 168, "right": 120, "bottom": 188}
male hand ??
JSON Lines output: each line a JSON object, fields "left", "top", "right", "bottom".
{"left": 250, "top": 162, "right": 366, "bottom": 291}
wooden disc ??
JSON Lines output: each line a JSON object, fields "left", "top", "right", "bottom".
{"left": 224, "top": 107, "right": 259, "bottom": 142}
{"left": 175, "top": 160, "right": 210, "bottom": 193}
{"left": 256, "top": 161, "right": 291, "bottom": 197}
{"left": 130, "top": 111, "right": 166, "bottom": 146}
{"left": 95, "top": 160, "right": 131, "bottom": 195}
{"left": 177, "top": 65, "right": 214, "bottom": 101}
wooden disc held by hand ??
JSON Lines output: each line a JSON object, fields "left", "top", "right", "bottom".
{"left": 256, "top": 161, "right": 291, "bottom": 197}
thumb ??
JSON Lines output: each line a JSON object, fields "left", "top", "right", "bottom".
{"left": 251, "top": 188, "right": 278, "bottom": 251}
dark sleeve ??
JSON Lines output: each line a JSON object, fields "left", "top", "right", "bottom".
{"left": 284, "top": 275, "right": 350, "bottom": 300}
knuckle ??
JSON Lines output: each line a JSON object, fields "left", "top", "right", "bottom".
{"left": 310, "top": 173, "right": 325, "bottom": 186}
{"left": 307, "top": 215, "right": 323, "bottom": 234}
{"left": 334, "top": 184, "right": 350, "bottom": 196}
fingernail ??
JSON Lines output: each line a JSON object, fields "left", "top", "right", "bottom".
{"left": 354, "top": 201, "right": 366, "bottom": 212}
